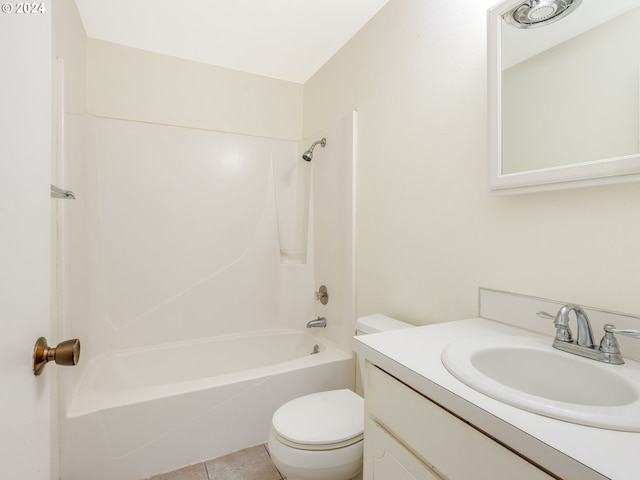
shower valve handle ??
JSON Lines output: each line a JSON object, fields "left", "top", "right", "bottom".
{"left": 315, "top": 285, "right": 329, "bottom": 305}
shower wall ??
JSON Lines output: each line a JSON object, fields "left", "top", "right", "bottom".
{"left": 307, "top": 113, "right": 357, "bottom": 353}
{"left": 55, "top": 35, "right": 356, "bottom": 412}
{"left": 60, "top": 111, "right": 356, "bottom": 406}
{"left": 62, "top": 115, "right": 309, "bottom": 387}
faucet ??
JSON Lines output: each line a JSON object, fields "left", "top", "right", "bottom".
{"left": 307, "top": 316, "right": 327, "bottom": 328}
{"left": 539, "top": 304, "right": 640, "bottom": 365}
{"left": 553, "top": 303, "right": 595, "bottom": 347}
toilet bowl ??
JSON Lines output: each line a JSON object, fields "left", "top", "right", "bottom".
{"left": 267, "top": 315, "right": 413, "bottom": 480}
{"left": 268, "top": 389, "right": 364, "bottom": 480}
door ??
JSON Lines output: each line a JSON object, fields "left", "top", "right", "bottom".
{"left": 0, "top": 3, "right": 53, "bottom": 479}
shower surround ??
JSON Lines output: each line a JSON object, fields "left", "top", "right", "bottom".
{"left": 59, "top": 112, "right": 356, "bottom": 479}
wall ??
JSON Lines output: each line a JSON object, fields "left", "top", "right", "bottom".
{"left": 57, "top": 17, "right": 356, "bottom": 402}
{"left": 68, "top": 117, "right": 313, "bottom": 359}
{"left": 87, "top": 39, "right": 303, "bottom": 140}
{"left": 303, "top": 0, "right": 640, "bottom": 325}
{"left": 309, "top": 113, "right": 357, "bottom": 353}
{"left": 58, "top": 28, "right": 305, "bottom": 367}
{"left": 53, "top": 0, "right": 87, "bottom": 115}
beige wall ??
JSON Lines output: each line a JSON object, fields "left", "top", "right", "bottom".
{"left": 53, "top": 0, "right": 87, "bottom": 114}
{"left": 304, "top": 0, "right": 640, "bottom": 324}
{"left": 87, "top": 39, "right": 303, "bottom": 140}
{"left": 55, "top": 0, "right": 640, "bottom": 333}
{"left": 53, "top": 2, "right": 303, "bottom": 141}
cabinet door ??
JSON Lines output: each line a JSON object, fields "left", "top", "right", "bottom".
{"left": 366, "top": 365, "right": 555, "bottom": 480}
{"left": 364, "top": 417, "right": 443, "bottom": 480}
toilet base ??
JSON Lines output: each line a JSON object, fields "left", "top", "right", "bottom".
{"left": 267, "top": 431, "right": 363, "bottom": 480}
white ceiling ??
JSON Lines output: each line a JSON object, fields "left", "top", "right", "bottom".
{"left": 74, "top": 0, "right": 390, "bottom": 84}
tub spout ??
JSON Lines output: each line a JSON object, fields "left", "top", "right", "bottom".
{"left": 307, "top": 317, "right": 327, "bottom": 328}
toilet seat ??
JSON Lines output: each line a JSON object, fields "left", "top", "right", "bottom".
{"left": 271, "top": 389, "right": 364, "bottom": 451}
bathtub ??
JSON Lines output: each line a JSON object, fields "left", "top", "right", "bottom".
{"left": 60, "top": 329, "right": 354, "bottom": 480}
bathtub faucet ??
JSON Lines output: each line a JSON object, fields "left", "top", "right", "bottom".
{"left": 307, "top": 316, "right": 327, "bottom": 328}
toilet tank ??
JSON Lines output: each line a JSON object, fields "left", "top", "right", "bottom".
{"left": 354, "top": 314, "right": 413, "bottom": 395}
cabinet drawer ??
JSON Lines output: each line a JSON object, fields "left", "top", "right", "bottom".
{"left": 365, "top": 364, "right": 554, "bottom": 480}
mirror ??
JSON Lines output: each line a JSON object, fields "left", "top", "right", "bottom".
{"left": 488, "top": 0, "right": 640, "bottom": 193}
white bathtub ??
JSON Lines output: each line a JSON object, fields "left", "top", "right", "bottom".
{"left": 60, "top": 329, "right": 353, "bottom": 480}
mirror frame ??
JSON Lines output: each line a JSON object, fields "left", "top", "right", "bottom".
{"left": 488, "top": 0, "right": 640, "bottom": 194}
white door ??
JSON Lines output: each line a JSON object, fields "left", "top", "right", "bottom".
{"left": 0, "top": 4, "right": 53, "bottom": 480}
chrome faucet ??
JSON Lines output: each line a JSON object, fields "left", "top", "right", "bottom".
{"left": 553, "top": 303, "right": 595, "bottom": 347}
{"left": 539, "top": 304, "right": 640, "bottom": 365}
{"left": 307, "top": 316, "right": 327, "bottom": 328}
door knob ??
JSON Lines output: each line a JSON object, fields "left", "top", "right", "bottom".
{"left": 33, "top": 337, "right": 81, "bottom": 376}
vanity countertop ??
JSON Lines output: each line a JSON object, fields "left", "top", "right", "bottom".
{"left": 352, "top": 317, "right": 640, "bottom": 480}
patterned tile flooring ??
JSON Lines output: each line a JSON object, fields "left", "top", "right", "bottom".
{"left": 147, "top": 444, "right": 285, "bottom": 480}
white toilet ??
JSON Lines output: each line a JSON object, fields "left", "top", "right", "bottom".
{"left": 267, "top": 314, "right": 413, "bottom": 480}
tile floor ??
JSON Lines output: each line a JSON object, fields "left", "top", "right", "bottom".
{"left": 147, "top": 444, "right": 286, "bottom": 480}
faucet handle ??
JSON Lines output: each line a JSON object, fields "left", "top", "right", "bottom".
{"left": 315, "top": 285, "right": 329, "bottom": 305}
{"left": 603, "top": 324, "right": 640, "bottom": 339}
{"left": 537, "top": 310, "right": 572, "bottom": 342}
{"left": 599, "top": 324, "right": 640, "bottom": 365}
{"left": 599, "top": 328, "right": 621, "bottom": 356}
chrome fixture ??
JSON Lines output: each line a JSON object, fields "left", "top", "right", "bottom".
{"left": 311, "top": 344, "right": 320, "bottom": 355}
{"left": 505, "top": 0, "right": 582, "bottom": 29}
{"left": 315, "top": 285, "right": 329, "bottom": 305}
{"left": 600, "top": 324, "right": 640, "bottom": 365}
{"left": 554, "top": 303, "right": 595, "bottom": 347}
{"left": 538, "top": 304, "right": 640, "bottom": 364}
{"left": 51, "top": 184, "right": 76, "bottom": 200}
{"left": 33, "top": 337, "right": 81, "bottom": 376}
{"left": 306, "top": 316, "right": 327, "bottom": 328}
{"left": 301, "top": 138, "right": 326, "bottom": 162}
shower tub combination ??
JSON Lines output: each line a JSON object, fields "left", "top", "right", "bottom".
{"left": 61, "top": 329, "right": 353, "bottom": 480}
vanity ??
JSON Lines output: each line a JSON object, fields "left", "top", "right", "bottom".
{"left": 352, "top": 289, "right": 640, "bottom": 480}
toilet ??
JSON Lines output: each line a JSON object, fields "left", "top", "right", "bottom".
{"left": 267, "top": 314, "right": 413, "bottom": 480}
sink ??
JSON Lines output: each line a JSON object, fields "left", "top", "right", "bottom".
{"left": 441, "top": 335, "right": 640, "bottom": 431}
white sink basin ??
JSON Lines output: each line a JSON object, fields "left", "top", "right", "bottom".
{"left": 442, "top": 335, "right": 640, "bottom": 431}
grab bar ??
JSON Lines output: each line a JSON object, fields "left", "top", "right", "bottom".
{"left": 51, "top": 184, "right": 75, "bottom": 200}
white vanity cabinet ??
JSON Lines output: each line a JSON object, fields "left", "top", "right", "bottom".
{"left": 365, "top": 417, "right": 441, "bottom": 480}
{"left": 364, "top": 363, "right": 555, "bottom": 480}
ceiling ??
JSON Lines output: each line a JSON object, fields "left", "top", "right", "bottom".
{"left": 74, "top": 0, "right": 391, "bottom": 84}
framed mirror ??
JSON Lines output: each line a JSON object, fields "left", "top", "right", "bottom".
{"left": 488, "top": 0, "right": 640, "bottom": 194}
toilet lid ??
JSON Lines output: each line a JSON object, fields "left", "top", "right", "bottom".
{"left": 272, "top": 389, "right": 364, "bottom": 447}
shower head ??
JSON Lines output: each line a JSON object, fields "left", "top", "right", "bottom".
{"left": 506, "top": 0, "right": 582, "bottom": 29}
{"left": 302, "top": 138, "right": 326, "bottom": 162}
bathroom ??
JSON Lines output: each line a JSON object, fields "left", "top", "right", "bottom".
{"left": 3, "top": 0, "right": 640, "bottom": 479}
